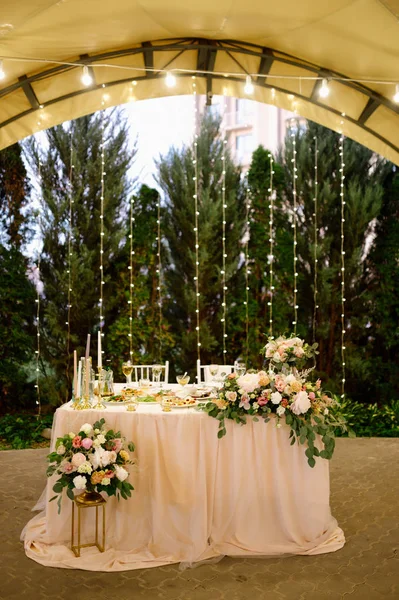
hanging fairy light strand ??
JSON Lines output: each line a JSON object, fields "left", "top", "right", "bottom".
{"left": 156, "top": 194, "right": 163, "bottom": 359}
{"left": 34, "top": 160, "right": 43, "bottom": 417}
{"left": 128, "top": 197, "right": 135, "bottom": 359}
{"left": 340, "top": 135, "right": 346, "bottom": 398}
{"left": 66, "top": 128, "right": 74, "bottom": 362}
{"left": 192, "top": 78, "right": 201, "bottom": 360}
{"left": 291, "top": 128, "right": 299, "bottom": 333}
{"left": 221, "top": 137, "right": 228, "bottom": 362}
{"left": 268, "top": 153, "right": 275, "bottom": 337}
{"left": 313, "top": 136, "right": 319, "bottom": 343}
{"left": 244, "top": 187, "right": 251, "bottom": 363}
{"left": 99, "top": 110, "right": 105, "bottom": 340}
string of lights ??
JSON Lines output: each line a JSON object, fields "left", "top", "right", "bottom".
{"left": 192, "top": 77, "right": 201, "bottom": 361}
{"left": 312, "top": 136, "right": 319, "bottom": 343}
{"left": 340, "top": 135, "right": 346, "bottom": 398}
{"left": 221, "top": 137, "right": 228, "bottom": 363}
{"left": 156, "top": 193, "right": 163, "bottom": 359}
{"left": 66, "top": 128, "right": 74, "bottom": 370}
{"left": 244, "top": 187, "right": 251, "bottom": 363}
{"left": 128, "top": 197, "right": 135, "bottom": 360}
{"left": 99, "top": 110, "right": 105, "bottom": 345}
{"left": 34, "top": 160, "right": 42, "bottom": 416}
{"left": 268, "top": 154, "right": 275, "bottom": 337}
{"left": 291, "top": 129, "right": 298, "bottom": 334}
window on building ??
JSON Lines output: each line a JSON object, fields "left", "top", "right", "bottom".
{"left": 235, "top": 134, "right": 254, "bottom": 158}
{"left": 236, "top": 99, "right": 253, "bottom": 124}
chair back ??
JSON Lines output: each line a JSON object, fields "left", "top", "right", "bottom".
{"left": 130, "top": 361, "right": 169, "bottom": 384}
{"left": 196, "top": 360, "right": 235, "bottom": 384}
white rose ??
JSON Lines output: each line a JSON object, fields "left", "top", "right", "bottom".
{"left": 101, "top": 451, "right": 111, "bottom": 467}
{"left": 73, "top": 475, "right": 87, "bottom": 490}
{"left": 96, "top": 434, "right": 106, "bottom": 444}
{"left": 108, "top": 451, "right": 117, "bottom": 464}
{"left": 291, "top": 391, "right": 311, "bottom": 415}
{"left": 225, "top": 391, "right": 237, "bottom": 402}
{"left": 94, "top": 428, "right": 100, "bottom": 434}
{"left": 77, "top": 461, "right": 93, "bottom": 474}
{"left": 93, "top": 438, "right": 102, "bottom": 448}
{"left": 80, "top": 423, "right": 93, "bottom": 435}
{"left": 114, "top": 465, "right": 128, "bottom": 482}
{"left": 89, "top": 449, "right": 102, "bottom": 470}
{"left": 271, "top": 391, "right": 282, "bottom": 405}
{"left": 285, "top": 374, "right": 296, "bottom": 384}
{"left": 276, "top": 405, "right": 286, "bottom": 416}
{"left": 69, "top": 432, "right": 76, "bottom": 439}
{"left": 56, "top": 444, "right": 66, "bottom": 455}
{"left": 101, "top": 477, "right": 111, "bottom": 486}
{"left": 236, "top": 373, "right": 260, "bottom": 394}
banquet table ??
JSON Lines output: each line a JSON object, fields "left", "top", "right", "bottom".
{"left": 22, "top": 386, "right": 345, "bottom": 571}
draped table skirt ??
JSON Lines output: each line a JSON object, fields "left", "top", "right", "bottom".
{"left": 22, "top": 402, "right": 345, "bottom": 571}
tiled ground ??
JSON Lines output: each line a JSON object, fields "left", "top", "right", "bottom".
{"left": 0, "top": 438, "right": 398, "bottom": 600}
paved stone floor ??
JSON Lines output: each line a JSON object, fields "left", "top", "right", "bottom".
{"left": 0, "top": 438, "right": 398, "bottom": 600}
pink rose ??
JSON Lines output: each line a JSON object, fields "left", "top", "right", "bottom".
{"left": 112, "top": 438, "right": 122, "bottom": 453}
{"left": 257, "top": 397, "right": 268, "bottom": 406}
{"left": 72, "top": 435, "right": 82, "bottom": 448}
{"left": 81, "top": 437, "right": 93, "bottom": 450}
{"left": 62, "top": 461, "right": 75, "bottom": 474}
{"left": 294, "top": 347, "right": 305, "bottom": 358}
{"left": 105, "top": 469, "right": 115, "bottom": 479}
{"left": 71, "top": 452, "right": 86, "bottom": 467}
{"left": 227, "top": 373, "right": 237, "bottom": 379}
{"left": 308, "top": 392, "right": 315, "bottom": 400}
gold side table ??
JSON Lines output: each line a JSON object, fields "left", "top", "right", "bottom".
{"left": 71, "top": 491, "right": 106, "bottom": 558}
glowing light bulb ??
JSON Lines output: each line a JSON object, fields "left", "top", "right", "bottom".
{"left": 244, "top": 75, "right": 254, "bottom": 95}
{"left": 165, "top": 72, "right": 176, "bottom": 88}
{"left": 81, "top": 66, "right": 93, "bottom": 87}
{"left": 319, "top": 78, "right": 330, "bottom": 99}
{"left": 0, "top": 60, "right": 5, "bottom": 81}
{"left": 394, "top": 84, "right": 399, "bottom": 104}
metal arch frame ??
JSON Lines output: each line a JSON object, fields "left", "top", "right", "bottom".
{"left": 1, "top": 37, "right": 398, "bottom": 155}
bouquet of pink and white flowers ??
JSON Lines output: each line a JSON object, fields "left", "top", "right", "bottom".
{"left": 262, "top": 334, "right": 318, "bottom": 371}
{"left": 199, "top": 336, "right": 349, "bottom": 467}
{"left": 46, "top": 418, "right": 135, "bottom": 513}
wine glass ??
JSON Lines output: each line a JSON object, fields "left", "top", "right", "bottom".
{"left": 209, "top": 364, "right": 219, "bottom": 377}
{"left": 152, "top": 364, "right": 163, "bottom": 388}
{"left": 234, "top": 358, "right": 246, "bottom": 377}
{"left": 122, "top": 361, "right": 133, "bottom": 385}
{"left": 176, "top": 374, "right": 190, "bottom": 388}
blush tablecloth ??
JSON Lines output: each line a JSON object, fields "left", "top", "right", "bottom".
{"left": 22, "top": 401, "right": 345, "bottom": 571}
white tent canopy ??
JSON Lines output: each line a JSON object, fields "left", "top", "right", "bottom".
{"left": 0, "top": 0, "right": 398, "bottom": 163}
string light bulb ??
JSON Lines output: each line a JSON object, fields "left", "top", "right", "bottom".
{"left": 81, "top": 65, "right": 93, "bottom": 87}
{"left": 319, "top": 78, "right": 330, "bottom": 98}
{"left": 394, "top": 84, "right": 399, "bottom": 104}
{"left": 244, "top": 75, "right": 254, "bottom": 95}
{"left": 0, "top": 60, "right": 5, "bottom": 81}
{"left": 165, "top": 72, "right": 176, "bottom": 88}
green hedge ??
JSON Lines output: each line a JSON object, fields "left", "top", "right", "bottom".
{"left": 0, "top": 414, "right": 54, "bottom": 449}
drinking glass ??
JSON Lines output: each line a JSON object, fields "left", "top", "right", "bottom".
{"left": 152, "top": 364, "right": 163, "bottom": 388}
{"left": 122, "top": 361, "right": 133, "bottom": 385}
{"left": 161, "top": 397, "right": 172, "bottom": 412}
{"left": 234, "top": 359, "right": 246, "bottom": 377}
{"left": 139, "top": 378, "right": 151, "bottom": 389}
{"left": 126, "top": 396, "right": 138, "bottom": 412}
{"left": 176, "top": 374, "right": 190, "bottom": 387}
{"left": 209, "top": 364, "right": 219, "bottom": 377}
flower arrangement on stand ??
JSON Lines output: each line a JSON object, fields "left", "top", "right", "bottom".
{"left": 198, "top": 335, "right": 352, "bottom": 467}
{"left": 47, "top": 418, "right": 135, "bottom": 513}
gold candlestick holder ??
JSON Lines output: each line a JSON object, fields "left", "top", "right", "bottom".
{"left": 80, "top": 394, "right": 91, "bottom": 410}
{"left": 72, "top": 395, "right": 82, "bottom": 410}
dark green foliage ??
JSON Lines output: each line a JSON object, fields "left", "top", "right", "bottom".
{"left": 157, "top": 111, "right": 246, "bottom": 377}
{"left": 0, "top": 413, "right": 53, "bottom": 449}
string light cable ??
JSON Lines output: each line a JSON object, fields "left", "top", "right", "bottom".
{"left": 312, "top": 136, "right": 319, "bottom": 343}
{"left": 192, "top": 77, "right": 201, "bottom": 360}
{"left": 128, "top": 196, "right": 135, "bottom": 360}
{"left": 268, "top": 153, "right": 275, "bottom": 337}
{"left": 99, "top": 109, "right": 105, "bottom": 348}
{"left": 291, "top": 127, "right": 299, "bottom": 333}
{"left": 34, "top": 160, "right": 43, "bottom": 416}
{"left": 156, "top": 192, "right": 163, "bottom": 359}
{"left": 221, "top": 136, "right": 228, "bottom": 362}
{"left": 66, "top": 128, "right": 74, "bottom": 381}
{"left": 244, "top": 187, "right": 251, "bottom": 363}
{"left": 340, "top": 135, "right": 346, "bottom": 398}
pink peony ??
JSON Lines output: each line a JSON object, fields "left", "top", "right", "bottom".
{"left": 112, "top": 438, "right": 122, "bottom": 453}
{"left": 291, "top": 391, "right": 311, "bottom": 415}
{"left": 71, "top": 452, "right": 86, "bottom": 467}
{"left": 72, "top": 435, "right": 82, "bottom": 448}
{"left": 81, "top": 437, "right": 93, "bottom": 450}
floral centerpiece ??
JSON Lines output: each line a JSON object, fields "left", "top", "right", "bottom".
{"left": 47, "top": 418, "right": 135, "bottom": 513}
{"left": 198, "top": 335, "right": 351, "bottom": 467}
